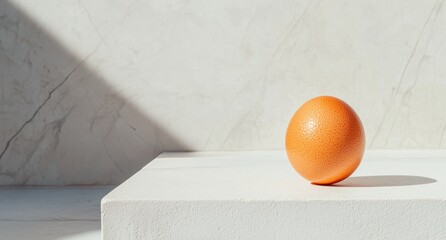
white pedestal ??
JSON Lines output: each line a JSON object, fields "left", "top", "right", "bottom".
{"left": 101, "top": 151, "right": 446, "bottom": 240}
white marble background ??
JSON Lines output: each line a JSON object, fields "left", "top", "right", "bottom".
{"left": 0, "top": 0, "right": 445, "bottom": 185}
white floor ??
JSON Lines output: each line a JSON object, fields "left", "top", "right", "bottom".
{"left": 0, "top": 186, "right": 113, "bottom": 240}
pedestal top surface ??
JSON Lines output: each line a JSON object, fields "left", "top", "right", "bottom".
{"left": 103, "top": 150, "right": 446, "bottom": 201}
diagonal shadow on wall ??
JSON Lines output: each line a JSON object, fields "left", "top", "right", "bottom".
{"left": 0, "top": 1, "right": 192, "bottom": 239}
{"left": 0, "top": 1, "right": 191, "bottom": 186}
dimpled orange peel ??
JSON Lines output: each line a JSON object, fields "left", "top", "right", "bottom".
{"left": 285, "top": 96, "right": 365, "bottom": 185}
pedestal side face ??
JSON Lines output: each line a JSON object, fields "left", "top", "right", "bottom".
{"left": 102, "top": 150, "right": 446, "bottom": 240}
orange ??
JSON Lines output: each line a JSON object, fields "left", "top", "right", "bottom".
{"left": 285, "top": 96, "right": 365, "bottom": 185}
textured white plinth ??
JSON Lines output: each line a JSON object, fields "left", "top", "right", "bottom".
{"left": 101, "top": 151, "right": 446, "bottom": 240}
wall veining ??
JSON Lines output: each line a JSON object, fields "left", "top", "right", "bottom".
{"left": 0, "top": 0, "right": 445, "bottom": 185}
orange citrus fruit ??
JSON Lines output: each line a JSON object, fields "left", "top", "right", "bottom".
{"left": 285, "top": 96, "right": 365, "bottom": 185}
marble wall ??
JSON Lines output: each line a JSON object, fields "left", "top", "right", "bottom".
{"left": 1, "top": 0, "right": 445, "bottom": 185}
